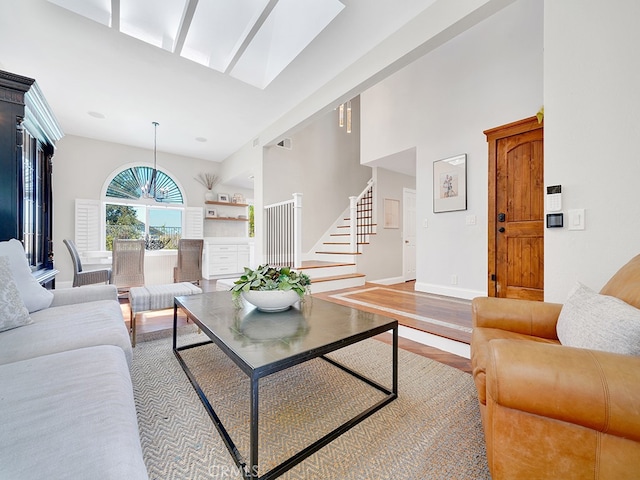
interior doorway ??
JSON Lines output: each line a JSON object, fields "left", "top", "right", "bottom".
{"left": 402, "top": 188, "right": 417, "bottom": 281}
{"left": 485, "top": 117, "right": 544, "bottom": 300}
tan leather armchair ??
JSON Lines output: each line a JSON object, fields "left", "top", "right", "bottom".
{"left": 471, "top": 255, "right": 640, "bottom": 479}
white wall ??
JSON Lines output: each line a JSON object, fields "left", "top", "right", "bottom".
{"left": 357, "top": 167, "right": 416, "bottom": 283}
{"left": 543, "top": 0, "right": 640, "bottom": 301}
{"left": 216, "top": 0, "right": 516, "bottom": 268}
{"left": 52, "top": 135, "right": 245, "bottom": 284}
{"left": 263, "top": 96, "right": 371, "bottom": 252}
{"left": 361, "top": 0, "right": 543, "bottom": 299}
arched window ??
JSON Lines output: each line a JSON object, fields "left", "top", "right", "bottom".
{"left": 106, "top": 165, "right": 183, "bottom": 204}
{"left": 103, "top": 166, "right": 186, "bottom": 250}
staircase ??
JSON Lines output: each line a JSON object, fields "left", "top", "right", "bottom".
{"left": 297, "top": 260, "right": 365, "bottom": 294}
{"left": 300, "top": 181, "right": 376, "bottom": 293}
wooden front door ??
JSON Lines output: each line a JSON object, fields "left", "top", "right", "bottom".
{"left": 485, "top": 117, "right": 544, "bottom": 300}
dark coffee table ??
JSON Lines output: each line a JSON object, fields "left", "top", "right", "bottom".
{"left": 173, "top": 291, "right": 398, "bottom": 479}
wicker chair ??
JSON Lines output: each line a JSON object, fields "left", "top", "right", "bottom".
{"left": 110, "top": 239, "right": 145, "bottom": 291}
{"left": 63, "top": 239, "right": 111, "bottom": 287}
{"left": 173, "top": 239, "right": 204, "bottom": 284}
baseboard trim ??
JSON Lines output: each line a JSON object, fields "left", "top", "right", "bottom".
{"left": 368, "top": 276, "right": 406, "bottom": 285}
{"left": 414, "top": 282, "right": 485, "bottom": 300}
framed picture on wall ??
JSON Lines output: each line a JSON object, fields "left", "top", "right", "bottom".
{"left": 205, "top": 208, "right": 217, "bottom": 218}
{"left": 383, "top": 198, "right": 400, "bottom": 228}
{"left": 433, "top": 154, "right": 467, "bottom": 213}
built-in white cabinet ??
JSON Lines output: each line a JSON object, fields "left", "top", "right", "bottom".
{"left": 203, "top": 239, "right": 252, "bottom": 279}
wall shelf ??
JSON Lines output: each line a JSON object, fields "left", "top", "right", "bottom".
{"left": 205, "top": 201, "right": 249, "bottom": 207}
{"left": 206, "top": 217, "right": 248, "bottom": 222}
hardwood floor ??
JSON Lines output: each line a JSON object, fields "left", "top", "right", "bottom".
{"left": 313, "top": 281, "right": 472, "bottom": 343}
{"left": 315, "top": 281, "right": 472, "bottom": 373}
{"left": 123, "top": 280, "right": 473, "bottom": 374}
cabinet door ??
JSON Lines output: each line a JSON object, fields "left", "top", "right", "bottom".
{"left": 237, "top": 245, "right": 250, "bottom": 269}
{"left": 206, "top": 244, "right": 238, "bottom": 277}
{"left": 21, "top": 127, "right": 53, "bottom": 269}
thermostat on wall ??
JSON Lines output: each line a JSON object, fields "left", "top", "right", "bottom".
{"left": 546, "top": 185, "right": 562, "bottom": 212}
{"left": 546, "top": 213, "right": 563, "bottom": 228}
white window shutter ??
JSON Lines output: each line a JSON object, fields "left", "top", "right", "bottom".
{"left": 75, "top": 199, "right": 101, "bottom": 253}
{"left": 183, "top": 207, "right": 204, "bottom": 239}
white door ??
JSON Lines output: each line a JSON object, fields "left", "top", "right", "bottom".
{"left": 402, "top": 188, "right": 417, "bottom": 281}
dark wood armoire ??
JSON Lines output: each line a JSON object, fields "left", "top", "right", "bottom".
{"left": 0, "top": 70, "right": 63, "bottom": 286}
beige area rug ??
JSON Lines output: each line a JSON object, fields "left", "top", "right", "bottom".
{"left": 131, "top": 327, "right": 490, "bottom": 479}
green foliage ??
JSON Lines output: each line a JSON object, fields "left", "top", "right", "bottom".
{"left": 106, "top": 204, "right": 140, "bottom": 226}
{"left": 105, "top": 204, "right": 181, "bottom": 250}
{"left": 105, "top": 204, "right": 144, "bottom": 250}
{"left": 248, "top": 204, "right": 255, "bottom": 238}
{"left": 230, "top": 264, "right": 311, "bottom": 300}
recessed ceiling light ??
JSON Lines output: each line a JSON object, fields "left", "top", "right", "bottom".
{"left": 88, "top": 111, "right": 105, "bottom": 119}
{"left": 195, "top": 137, "right": 207, "bottom": 142}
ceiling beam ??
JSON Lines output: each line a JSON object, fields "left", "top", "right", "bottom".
{"left": 111, "top": 0, "right": 120, "bottom": 31}
{"left": 174, "top": 0, "right": 199, "bottom": 55}
{"left": 224, "top": 0, "right": 280, "bottom": 74}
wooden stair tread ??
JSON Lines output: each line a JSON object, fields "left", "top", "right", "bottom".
{"left": 330, "top": 232, "right": 376, "bottom": 237}
{"left": 311, "top": 273, "right": 366, "bottom": 283}
{"left": 337, "top": 224, "right": 376, "bottom": 228}
{"left": 315, "top": 251, "right": 362, "bottom": 255}
{"left": 298, "top": 260, "right": 356, "bottom": 269}
{"left": 323, "top": 242, "right": 369, "bottom": 245}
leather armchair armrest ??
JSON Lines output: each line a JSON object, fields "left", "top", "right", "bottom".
{"left": 487, "top": 339, "right": 640, "bottom": 442}
{"left": 50, "top": 284, "right": 118, "bottom": 307}
{"left": 472, "top": 297, "right": 562, "bottom": 340}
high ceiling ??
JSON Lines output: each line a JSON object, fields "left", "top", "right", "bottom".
{"left": 47, "top": 0, "right": 346, "bottom": 90}
{"left": 0, "top": 1, "right": 508, "bottom": 172}
{"left": 0, "top": 0, "right": 439, "bottom": 164}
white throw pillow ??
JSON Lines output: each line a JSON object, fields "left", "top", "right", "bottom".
{"left": 557, "top": 282, "right": 640, "bottom": 356}
{"left": 0, "top": 256, "right": 32, "bottom": 332}
{"left": 0, "top": 239, "right": 53, "bottom": 313}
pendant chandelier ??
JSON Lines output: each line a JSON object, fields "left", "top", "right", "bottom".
{"left": 338, "top": 100, "right": 352, "bottom": 133}
{"left": 141, "top": 121, "right": 168, "bottom": 201}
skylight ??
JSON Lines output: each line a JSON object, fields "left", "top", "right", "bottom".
{"left": 47, "top": 0, "right": 345, "bottom": 89}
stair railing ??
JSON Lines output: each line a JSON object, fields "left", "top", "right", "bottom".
{"left": 349, "top": 179, "right": 375, "bottom": 253}
{"left": 264, "top": 193, "right": 302, "bottom": 268}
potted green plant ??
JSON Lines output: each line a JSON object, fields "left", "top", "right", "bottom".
{"left": 231, "top": 264, "right": 311, "bottom": 312}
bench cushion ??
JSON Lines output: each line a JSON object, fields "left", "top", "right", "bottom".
{"left": 215, "top": 277, "right": 238, "bottom": 291}
{"left": 129, "top": 282, "right": 202, "bottom": 313}
{"left": 0, "top": 345, "right": 148, "bottom": 480}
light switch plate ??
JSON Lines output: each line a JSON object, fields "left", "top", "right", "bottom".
{"left": 568, "top": 209, "right": 585, "bottom": 230}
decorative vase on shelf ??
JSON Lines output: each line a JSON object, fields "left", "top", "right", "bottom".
{"left": 205, "top": 191, "right": 215, "bottom": 202}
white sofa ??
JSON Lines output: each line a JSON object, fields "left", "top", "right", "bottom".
{"left": 0, "top": 239, "right": 148, "bottom": 480}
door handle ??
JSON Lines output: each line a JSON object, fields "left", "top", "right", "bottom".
{"left": 498, "top": 213, "right": 506, "bottom": 222}
{"left": 498, "top": 227, "right": 505, "bottom": 233}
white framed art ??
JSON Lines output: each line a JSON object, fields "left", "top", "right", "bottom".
{"left": 433, "top": 154, "right": 467, "bottom": 213}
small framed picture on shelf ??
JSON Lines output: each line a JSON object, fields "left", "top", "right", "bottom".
{"left": 205, "top": 208, "right": 217, "bottom": 218}
{"left": 218, "top": 193, "right": 230, "bottom": 203}
{"left": 232, "top": 193, "right": 245, "bottom": 204}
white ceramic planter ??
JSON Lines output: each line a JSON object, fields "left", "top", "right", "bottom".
{"left": 241, "top": 289, "right": 300, "bottom": 312}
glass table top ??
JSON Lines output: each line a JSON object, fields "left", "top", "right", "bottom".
{"left": 175, "top": 291, "right": 397, "bottom": 374}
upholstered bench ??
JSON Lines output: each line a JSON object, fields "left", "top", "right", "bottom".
{"left": 128, "top": 282, "right": 202, "bottom": 346}
{"left": 215, "top": 277, "right": 238, "bottom": 292}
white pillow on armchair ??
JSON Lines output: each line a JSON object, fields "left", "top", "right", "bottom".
{"left": 0, "top": 239, "right": 53, "bottom": 313}
{"left": 557, "top": 281, "right": 640, "bottom": 356}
